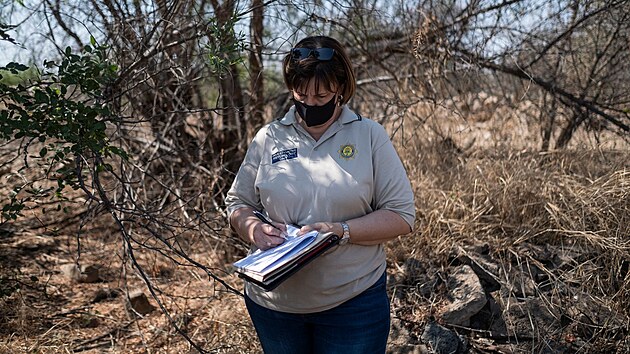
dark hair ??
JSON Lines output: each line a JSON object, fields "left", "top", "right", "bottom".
{"left": 282, "top": 36, "right": 356, "bottom": 105}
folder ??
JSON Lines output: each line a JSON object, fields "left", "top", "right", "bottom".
{"left": 233, "top": 232, "right": 340, "bottom": 291}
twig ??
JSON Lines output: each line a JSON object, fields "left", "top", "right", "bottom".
{"left": 72, "top": 321, "right": 134, "bottom": 352}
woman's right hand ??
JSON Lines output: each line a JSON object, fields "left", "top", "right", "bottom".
{"left": 230, "top": 207, "right": 287, "bottom": 250}
{"left": 250, "top": 220, "right": 287, "bottom": 250}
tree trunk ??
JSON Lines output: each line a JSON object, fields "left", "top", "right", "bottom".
{"left": 248, "top": 0, "right": 265, "bottom": 141}
{"left": 555, "top": 111, "right": 588, "bottom": 149}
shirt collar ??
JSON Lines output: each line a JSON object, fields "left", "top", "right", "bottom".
{"left": 279, "top": 105, "right": 360, "bottom": 126}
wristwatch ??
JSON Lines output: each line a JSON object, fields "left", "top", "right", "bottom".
{"left": 339, "top": 222, "right": 350, "bottom": 245}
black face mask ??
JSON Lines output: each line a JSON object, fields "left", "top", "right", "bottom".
{"left": 293, "top": 95, "right": 337, "bottom": 127}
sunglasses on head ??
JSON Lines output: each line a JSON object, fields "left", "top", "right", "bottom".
{"left": 291, "top": 47, "right": 335, "bottom": 61}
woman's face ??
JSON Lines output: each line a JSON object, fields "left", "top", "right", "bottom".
{"left": 292, "top": 80, "right": 337, "bottom": 106}
{"left": 291, "top": 79, "right": 342, "bottom": 133}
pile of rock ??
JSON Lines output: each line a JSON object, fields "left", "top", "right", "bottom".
{"left": 388, "top": 243, "right": 627, "bottom": 353}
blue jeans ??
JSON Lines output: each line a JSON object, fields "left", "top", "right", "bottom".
{"left": 244, "top": 272, "right": 390, "bottom": 354}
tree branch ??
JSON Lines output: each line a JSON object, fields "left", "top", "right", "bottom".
{"left": 464, "top": 51, "right": 630, "bottom": 133}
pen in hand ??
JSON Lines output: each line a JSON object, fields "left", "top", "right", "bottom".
{"left": 253, "top": 210, "right": 287, "bottom": 240}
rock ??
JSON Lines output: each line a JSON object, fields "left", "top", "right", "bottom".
{"left": 60, "top": 263, "right": 101, "bottom": 283}
{"left": 78, "top": 315, "right": 100, "bottom": 328}
{"left": 61, "top": 263, "right": 81, "bottom": 281}
{"left": 421, "top": 321, "right": 466, "bottom": 354}
{"left": 78, "top": 264, "right": 101, "bottom": 283}
{"left": 469, "top": 292, "right": 508, "bottom": 337}
{"left": 516, "top": 243, "right": 553, "bottom": 264}
{"left": 389, "top": 316, "right": 420, "bottom": 349}
{"left": 388, "top": 314, "right": 431, "bottom": 353}
{"left": 440, "top": 265, "right": 487, "bottom": 326}
{"left": 91, "top": 288, "right": 120, "bottom": 303}
{"left": 386, "top": 344, "right": 430, "bottom": 354}
{"left": 402, "top": 259, "right": 436, "bottom": 298}
{"left": 125, "top": 289, "right": 156, "bottom": 317}
{"left": 507, "top": 268, "right": 537, "bottom": 298}
{"left": 455, "top": 253, "right": 501, "bottom": 292}
{"left": 522, "top": 261, "right": 548, "bottom": 284}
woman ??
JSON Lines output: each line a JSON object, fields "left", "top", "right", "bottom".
{"left": 226, "top": 35, "right": 415, "bottom": 353}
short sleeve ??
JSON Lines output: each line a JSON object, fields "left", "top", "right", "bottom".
{"left": 371, "top": 125, "right": 416, "bottom": 229}
{"left": 225, "top": 127, "right": 268, "bottom": 218}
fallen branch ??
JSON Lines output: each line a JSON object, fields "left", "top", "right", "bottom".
{"left": 72, "top": 321, "right": 134, "bottom": 352}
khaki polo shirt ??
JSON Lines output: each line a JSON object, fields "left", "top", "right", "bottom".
{"left": 226, "top": 105, "right": 415, "bottom": 313}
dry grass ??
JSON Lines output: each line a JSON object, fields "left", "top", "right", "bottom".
{"left": 387, "top": 110, "right": 629, "bottom": 351}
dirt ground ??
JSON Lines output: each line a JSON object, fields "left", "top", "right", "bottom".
{"left": 0, "top": 215, "right": 262, "bottom": 353}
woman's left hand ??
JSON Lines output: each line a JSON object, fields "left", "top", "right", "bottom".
{"left": 294, "top": 210, "right": 412, "bottom": 246}
{"left": 297, "top": 222, "right": 343, "bottom": 238}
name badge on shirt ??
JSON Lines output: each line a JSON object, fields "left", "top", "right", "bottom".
{"left": 272, "top": 148, "right": 298, "bottom": 164}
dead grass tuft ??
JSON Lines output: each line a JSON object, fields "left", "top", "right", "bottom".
{"left": 389, "top": 128, "right": 629, "bottom": 350}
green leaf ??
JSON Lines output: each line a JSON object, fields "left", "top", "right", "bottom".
{"left": 34, "top": 89, "right": 48, "bottom": 103}
{"left": 107, "top": 146, "right": 129, "bottom": 160}
{"left": 94, "top": 121, "right": 106, "bottom": 131}
{"left": 6, "top": 62, "right": 29, "bottom": 72}
{"left": 90, "top": 36, "right": 97, "bottom": 46}
{"left": 39, "top": 147, "right": 48, "bottom": 157}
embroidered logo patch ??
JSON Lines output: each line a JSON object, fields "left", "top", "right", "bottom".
{"left": 338, "top": 144, "right": 357, "bottom": 160}
{"left": 272, "top": 148, "right": 298, "bottom": 164}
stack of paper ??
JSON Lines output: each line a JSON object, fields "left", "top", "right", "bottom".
{"left": 233, "top": 228, "right": 340, "bottom": 291}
